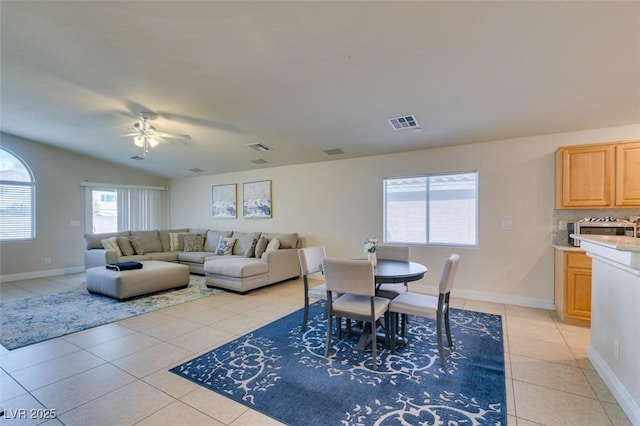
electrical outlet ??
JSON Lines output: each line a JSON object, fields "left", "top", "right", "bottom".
{"left": 45, "top": 257, "right": 51, "bottom": 265}
{"left": 501, "top": 220, "right": 513, "bottom": 230}
{"left": 614, "top": 339, "right": 620, "bottom": 360}
{"left": 558, "top": 221, "right": 567, "bottom": 231}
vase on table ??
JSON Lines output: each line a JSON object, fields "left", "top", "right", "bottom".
{"left": 368, "top": 251, "right": 377, "bottom": 266}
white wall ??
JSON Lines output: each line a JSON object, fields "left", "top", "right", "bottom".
{"left": 0, "top": 133, "right": 169, "bottom": 280}
{"left": 169, "top": 124, "right": 640, "bottom": 308}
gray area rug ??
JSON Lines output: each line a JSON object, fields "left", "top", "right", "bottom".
{"left": 0, "top": 275, "right": 221, "bottom": 350}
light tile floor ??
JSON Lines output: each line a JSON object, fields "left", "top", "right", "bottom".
{"left": 0, "top": 273, "right": 632, "bottom": 425}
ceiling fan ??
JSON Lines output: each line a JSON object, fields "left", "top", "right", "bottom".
{"left": 121, "top": 111, "right": 191, "bottom": 155}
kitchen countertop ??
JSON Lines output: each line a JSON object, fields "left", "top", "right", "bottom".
{"left": 569, "top": 234, "right": 640, "bottom": 253}
{"left": 552, "top": 244, "right": 585, "bottom": 252}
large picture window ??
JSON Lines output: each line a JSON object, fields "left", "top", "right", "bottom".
{"left": 384, "top": 171, "right": 478, "bottom": 247}
{"left": 0, "top": 148, "right": 35, "bottom": 241}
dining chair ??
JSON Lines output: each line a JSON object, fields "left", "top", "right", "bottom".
{"left": 298, "top": 246, "right": 329, "bottom": 331}
{"left": 323, "top": 257, "right": 390, "bottom": 371}
{"left": 376, "top": 244, "right": 411, "bottom": 297}
{"left": 389, "top": 253, "right": 460, "bottom": 368}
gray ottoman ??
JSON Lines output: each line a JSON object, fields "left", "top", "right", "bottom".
{"left": 86, "top": 261, "right": 190, "bottom": 300}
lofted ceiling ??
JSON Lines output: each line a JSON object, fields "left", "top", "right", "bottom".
{"left": 1, "top": 1, "right": 639, "bottom": 178}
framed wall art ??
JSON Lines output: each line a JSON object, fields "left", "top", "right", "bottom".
{"left": 243, "top": 180, "right": 272, "bottom": 219}
{"left": 212, "top": 183, "right": 237, "bottom": 219}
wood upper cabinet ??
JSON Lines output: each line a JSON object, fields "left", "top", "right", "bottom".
{"left": 556, "top": 140, "right": 640, "bottom": 208}
{"left": 615, "top": 141, "right": 640, "bottom": 206}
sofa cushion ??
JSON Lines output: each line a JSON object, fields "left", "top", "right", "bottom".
{"left": 129, "top": 236, "right": 146, "bottom": 255}
{"left": 216, "top": 237, "right": 236, "bottom": 255}
{"left": 232, "top": 231, "right": 262, "bottom": 256}
{"left": 255, "top": 236, "right": 268, "bottom": 258}
{"left": 117, "top": 237, "right": 135, "bottom": 256}
{"left": 101, "top": 237, "right": 122, "bottom": 256}
{"left": 261, "top": 232, "right": 299, "bottom": 249}
{"left": 177, "top": 251, "right": 217, "bottom": 264}
{"left": 184, "top": 234, "right": 205, "bottom": 252}
{"left": 169, "top": 232, "right": 192, "bottom": 251}
{"left": 85, "top": 231, "right": 130, "bottom": 250}
{"left": 159, "top": 228, "right": 189, "bottom": 251}
{"left": 204, "top": 230, "right": 233, "bottom": 252}
{"left": 148, "top": 252, "right": 179, "bottom": 262}
{"left": 265, "top": 238, "right": 280, "bottom": 252}
{"left": 204, "top": 257, "right": 268, "bottom": 278}
{"left": 130, "top": 230, "right": 163, "bottom": 253}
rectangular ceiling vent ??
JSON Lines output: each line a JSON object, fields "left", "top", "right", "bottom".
{"left": 247, "top": 143, "right": 271, "bottom": 152}
{"left": 130, "top": 155, "right": 144, "bottom": 161}
{"left": 251, "top": 159, "right": 268, "bottom": 165}
{"left": 189, "top": 168, "right": 204, "bottom": 173}
{"left": 387, "top": 114, "right": 419, "bottom": 130}
{"left": 323, "top": 148, "right": 344, "bottom": 156}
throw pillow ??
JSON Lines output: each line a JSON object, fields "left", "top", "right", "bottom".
{"left": 265, "top": 238, "right": 280, "bottom": 252}
{"left": 244, "top": 237, "right": 259, "bottom": 258}
{"left": 216, "top": 237, "right": 236, "bottom": 256}
{"left": 254, "top": 237, "right": 269, "bottom": 258}
{"left": 183, "top": 234, "right": 205, "bottom": 252}
{"left": 129, "top": 236, "right": 146, "bottom": 255}
{"left": 116, "top": 237, "right": 135, "bottom": 256}
{"left": 169, "top": 232, "right": 190, "bottom": 251}
{"left": 101, "top": 237, "right": 123, "bottom": 256}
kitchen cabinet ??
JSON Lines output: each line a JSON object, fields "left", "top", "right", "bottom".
{"left": 616, "top": 141, "right": 640, "bottom": 206}
{"left": 554, "top": 247, "right": 591, "bottom": 325}
{"left": 556, "top": 140, "right": 640, "bottom": 208}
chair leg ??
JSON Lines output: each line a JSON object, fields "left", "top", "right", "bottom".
{"left": 301, "top": 297, "right": 310, "bottom": 331}
{"left": 436, "top": 313, "right": 446, "bottom": 368}
{"left": 325, "top": 315, "right": 333, "bottom": 357}
{"left": 444, "top": 308, "right": 453, "bottom": 348}
{"left": 371, "top": 320, "right": 377, "bottom": 371}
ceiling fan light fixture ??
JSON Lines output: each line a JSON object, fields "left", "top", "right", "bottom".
{"left": 133, "top": 135, "right": 145, "bottom": 147}
{"left": 148, "top": 138, "right": 159, "bottom": 148}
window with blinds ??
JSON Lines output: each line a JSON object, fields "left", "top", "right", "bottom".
{"left": 383, "top": 171, "right": 478, "bottom": 246}
{"left": 0, "top": 148, "right": 35, "bottom": 240}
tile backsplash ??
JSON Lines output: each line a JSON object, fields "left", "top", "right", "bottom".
{"left": 552, "top": 208, "right": 640, "bottom": 245}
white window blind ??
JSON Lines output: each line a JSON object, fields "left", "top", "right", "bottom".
{"left": 384, "top": 171, "right": 478, "bottom": 246}
{"left": 0, "top": 148, "right": 35, "bottom": 240}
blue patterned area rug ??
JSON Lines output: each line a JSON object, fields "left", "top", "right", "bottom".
{"left": 170, "top": 301, "right": 505, "bottom": 425}
{"left": 0, "top": 275, "right": 221, "bottom": 350}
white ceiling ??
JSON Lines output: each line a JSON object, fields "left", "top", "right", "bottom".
{"left": 1, "top": 1, "right": 639, "bottom": 178}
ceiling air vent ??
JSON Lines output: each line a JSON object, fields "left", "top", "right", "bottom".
{"left": 189, "top": 168, "right": 204, "bottom": 173}
{"left": 323, "top": 148, "right": 344, "bottom": 156}
{"left": 251, "top": 159, "right": 268, "bottom": 165}
{"left": 387, "top": 114, "right": 419, "bottom": 130}
{"left": 130, "top": 155, "right": 144, "bottom": 161}
{"left": 247, "top": 143, "right": 271, "bottom": 152}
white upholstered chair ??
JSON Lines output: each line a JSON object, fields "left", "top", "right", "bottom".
{"left": 323, "top": 257, "right": 390, "bottom": 371}
{"left": 297, "top": 246, "right": 329, "bottom": 331}
{"left": 375, "top": 245, "right": 411, "bottom": 298}
{"left": 389, "top": 253, "right": 460, "bottom": 367}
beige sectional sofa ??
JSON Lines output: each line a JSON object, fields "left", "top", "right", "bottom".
{"left": 84, "top": 228, "right": 301, "bottom": 293}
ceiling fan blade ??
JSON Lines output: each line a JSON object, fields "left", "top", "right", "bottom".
{"left": 120, "top": 132, "right": 140, "bottom": 137}
{"left": 154, "top": 131, "right": 191, "bottom": 140}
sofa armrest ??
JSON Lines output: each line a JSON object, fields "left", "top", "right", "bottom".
{"left": 261, "top": 248, "right": 300, "bottom": 284}
{"left": 84, "top": 249, "right": 119, "bottom": 270}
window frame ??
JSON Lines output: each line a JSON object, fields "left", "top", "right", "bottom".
{"left": 0, "top": 148, "right": 36, "bottom": 241}
{"left": 383, "top": 170, "right": 478, "bottom": 248}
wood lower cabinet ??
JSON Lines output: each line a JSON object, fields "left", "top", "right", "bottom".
{"left": 554, "top": 248, "right": 591, "bottom": 325}
{"left": 556, "top": 140, "right": 640, "bottom": 208}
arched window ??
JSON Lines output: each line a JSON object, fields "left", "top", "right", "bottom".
{"left": 0, "top": 148, "right": 35, "bottom": 240}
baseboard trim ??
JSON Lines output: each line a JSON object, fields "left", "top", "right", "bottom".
{"left": 0, "top": 266, "right": 84, "bottom": 283}
{"left": 589, "top": 345, "right": 640, "bottom": 425}
{"left": 420, "top": 285, "right": 555, "bottom": 311}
